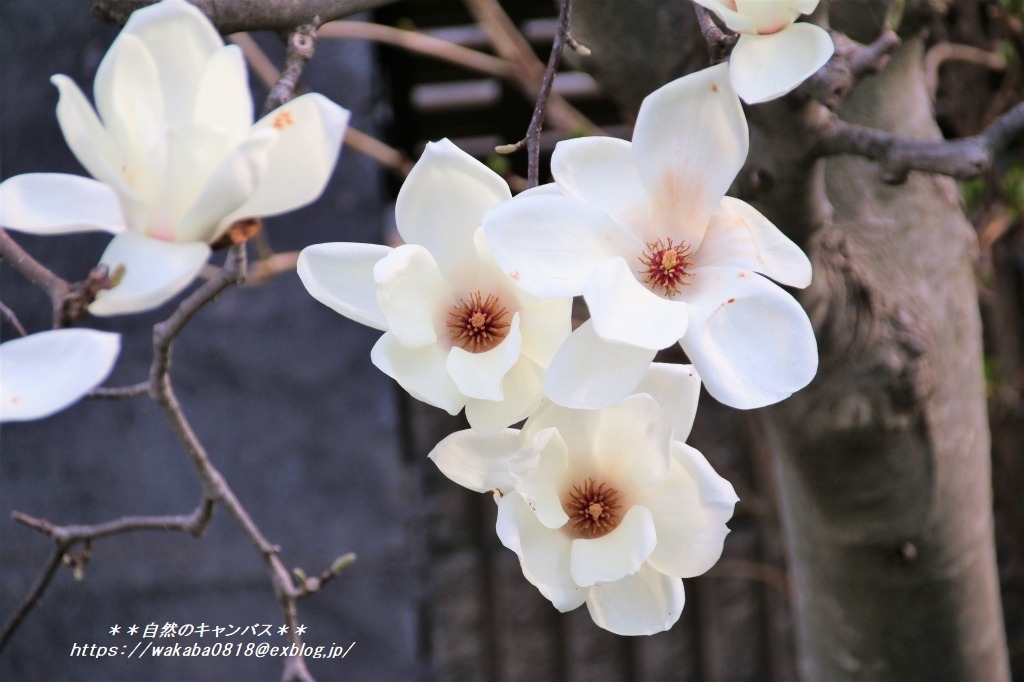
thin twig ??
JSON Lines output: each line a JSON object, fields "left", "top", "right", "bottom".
{"left": 88, "top": 382, "right": 151, "bottom": 400}
{"left": 693, "top": 3, "right": 737, "bottom": 64}
{"left": 263, "top": 23, "right": 319, "bottom": 116}
{"left": 522, "top": 0, "right": 576, "bottom": 187}
{"left": 0, "top": 299, "right": 28, "bottom": 337}
{"left": 0, "top": 547, "right": 64, "bottom": 654}
{"left": 317, "top": 21, "right": 513, "bottom": 79}
{"left": 0, "top": 228, "right": 69, "bottom": 327}
{"left": 812, "top": 100, "right": 1024, "bottom": 183}
{"left": 924, "top": 42, "right": 1007, "bottom": 101}
{"left": 462, "top": 0, "right": 602, "bottom": 135}
{"left": 0, "top": 500, "right": 213, "bottom": 654}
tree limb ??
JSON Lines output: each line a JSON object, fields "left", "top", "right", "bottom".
{"left": 263, "top": 22, "right": 319, "bottom": 116}
{"left": 692, "top": 3, "right": 737, "bottom": 64}
{"left": 90, "top": 0, "right": 399, "bottom": 33}
{"left": 811, "top": 100, "right": 1024, "bottom": 183}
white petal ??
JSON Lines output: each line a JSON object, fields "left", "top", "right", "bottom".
{"left": 729, "top": 24, "right": 835, "bottom": 104}
{"left": 735, "top": 0, "right": 801, "bottom": 33}
{"left": 550, "top": 137, "right": 651, "bottom": 241}
{"left": 585, "top": 563, "right": 684, "bottom": 636}
{"left": 175, "top": 129, "right": 276, "bottom": 243}
{"left": 691, "top": 0, "right": 758, "bottom": 32}
{"left": 484, "top": 193, "right": 641, "bottom": 298}
{"left": 0, "top": 329, "right": 120, "bottom": 423}
{"left": 517, "top": 294, "right": 572, "bottom": 368}
{"left": 94, "top": 33, "right": 164, "bottom": 175}
{"left": 89, "top": 231, "right": 211, "bottom": 316}
{"left": 632, "top": 63, "right": 747, "bottom": 250}
{"left": 635, "top": 363, "right": 702, "bottom": 442}
{"left": 584, "top": 257, "right": 689, "bottom": 351}
{"left": 446, "top": 314, "right": 522, "bottom": 401}
{"left": 636, "top": 442, "right": 738, "bottom": 578}
{"left": 697, "top": 197, "right": 811, "bottom": 287}
{"left": 51, "top": 76, "right": 133, "bottom": 199}
{"left": 464, "top": 359, "right": 545, "bottom": 435}
{"left": 592, "top": 394, "right": 672, "bottom": 490}
{"left": 117, "top": 0, "right": 224, "bottom": 126}
{"left": 496, "top": 494, "right": 586, "bottom": 612}
{"left": 428, "top": 427, "right": 520, "bottom": 494}
{"left": 370, "top": 332, "right": 465, "bottom": 414}
{"left": 395, "top": 138, "right": 511, "bottom": 274}
{"left": 225, "top": 94, "right": 349, "bottom": 225}
{"left": 544, "top": 321, "right": 656, "bottom": 409}
{"left": 570, "top": 506, "right": 657, "bottom": 587}
{"left": 193, "top": 45, "right": 253, "bottom": 138}
{"left": 373, "top": 244, "right": 452, "bottom": 348}
{"left": 510, "top": 426, "right": 570, "bottom": 529}
{"left": 521, "top": 400, "right": 601, "bottom": 464}
{"left": 680, "top": 266, "right": 818, "bottom": 409}
{"left": 0, "top": 174, "right": 125, "bottom": 235}
{"left": 297, "top": 242, "right": 390, "bottom": 330}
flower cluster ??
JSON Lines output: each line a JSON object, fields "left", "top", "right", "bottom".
{"left": 301, "top": 60, "right": 821, "bottom": 633}
{"left": 0, "top": 0, "right": 348, "bottom": 421}
{"left": 0, "top": 0, "right": 826, "bottom": 635}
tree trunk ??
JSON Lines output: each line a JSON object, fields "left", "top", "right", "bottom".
{"left": 757, "top": 37, "right": 1010, "bottom": 682}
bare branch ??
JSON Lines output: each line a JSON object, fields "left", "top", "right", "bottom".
{"left": 0, "top": 228, "right": 69, "bottom": 326}
{"left": 88, "top": 382, "right": 150, "bottom": 399}
{"left": 263, "top": 23, "right": 319, "bottom": 116}
{"left": 519, "top": 0, "right": 576, "bottom": 188}
{"left": 90, "top": 0, "right": 399, "bottom": 33}
{"left": 463, "top": 0, "right": 602, "bottom": 136}
{"left": 0, "top": 299, "right": 28, "bottom": 337}
{"left": 0, "top": 500, "right": 213, "bottom": 653}
{"left": 802, "top": 29, "right": 901, "bottom": 109}
{"left": 0, "top": 547, "right": 64, "bottom": 654}
{"left": 924, "top": 42, "right": 1007, "bottom": 101}
{"left": 693, "top": 3, "right": 737, "bottom": 64}
{"left": 317, "top": 21, "right": 513, "bottom": 79}
{"left": 812, "top": 100, "right": 1024, "bottom": 183}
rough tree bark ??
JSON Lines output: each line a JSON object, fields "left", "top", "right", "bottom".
{"left": 570, "top": 2, "right": 1012, "bottom": 679}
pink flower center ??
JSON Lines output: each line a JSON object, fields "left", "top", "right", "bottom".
{"left": 446, "top": 291, "right": 511, "bottom": 353}
{"left": 639, "top": 238, "right": 695, "bottom": 297}
{"left": 564, "top": 478, "right": 622, "bottom": 539}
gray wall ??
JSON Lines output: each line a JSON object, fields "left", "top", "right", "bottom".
{"left": 0, "top": 3, "right": 422, "bottom": 680}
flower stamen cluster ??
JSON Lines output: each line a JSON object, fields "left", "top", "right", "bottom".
{"left": 639, "top": 238, "right": 695, "bottom": 297}
{"left": 447, "top": 291, "right": 512, "bottom": 353}
{"left": 565, "top": 478, "right": 621, "bottom": 538}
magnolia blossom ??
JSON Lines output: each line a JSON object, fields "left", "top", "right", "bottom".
{"left": 0, "top": 0, "right": 349, "bottom": 315}
{"left": 694, "top": 0, "right": 834, "bottom": 103}
{"left": 298, "top": 139, "right": 571, "bottom": 434}
{"left": 0, "top": 329, "right": 120, "bottom": 422}
{"left": 484, "top": 63, "right": 817, "bottom": 410}
{"left": 429, "top": 364, "right": 738, "bottom": 635}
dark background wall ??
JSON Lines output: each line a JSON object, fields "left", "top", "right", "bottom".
{"left": 0, "top": 2, "right": 423, "bottom": 680}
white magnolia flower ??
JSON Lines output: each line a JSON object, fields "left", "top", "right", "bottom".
{"left": 484, "top": 64, "right": 817, "bottom": 410}
{"left": 298, "top": 139, "right": 571, "bottom": 435}
{"left": 694, "top": 0, "right": 834, "bottom": 103}
{"left": 0, "top": 329, "right": 120, "bottom": 422}
{"left": 429, "top": 364, "right": 737, "bottom": 636}
{"left": 0, "top": 0, "right": 349, "bottom": 316}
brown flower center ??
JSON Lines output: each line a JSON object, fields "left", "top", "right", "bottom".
{"left": 639, "top": 238, "right": 695, "bottom": 297}
{"left": 446, "top": 291, "right": 511, "bottom": 353}
{"left": 564, "top": 478, "right": 622, "bottom": 539}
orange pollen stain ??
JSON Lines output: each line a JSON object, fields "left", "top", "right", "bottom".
{"left": 272, "top": 111, "right": 295, "bottom": 129}
{"left": 446, "top": 291, "right": 511, "bottom": 353}
{"left": 564, "top": 478, "right": 622, "bottom": 539}
{"left": 639, "top": 238, "right": 695, "bottom": 297}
